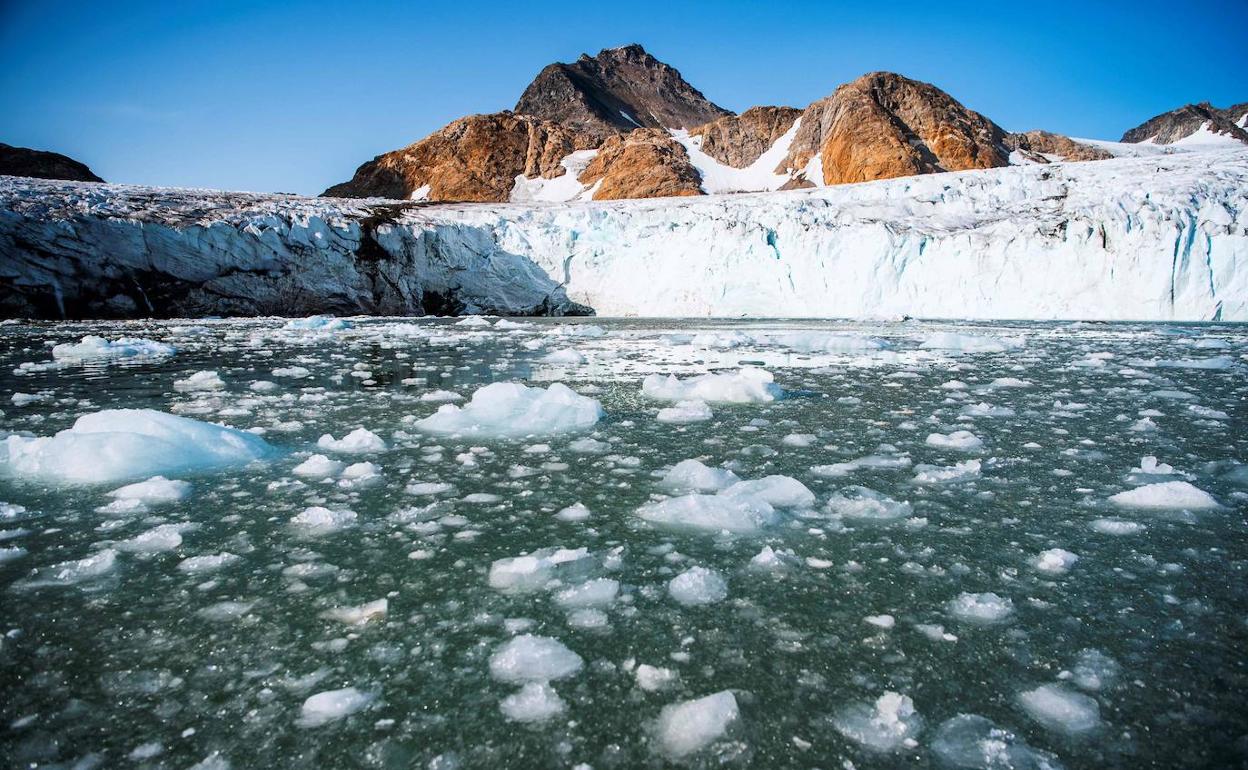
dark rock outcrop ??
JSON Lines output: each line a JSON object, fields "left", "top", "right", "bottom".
{"left": 515, "top": 44, "right": 732, "bottom": 143}
{"left": 0, "top": 143, "right": 104, "bottom": 183}
{"left": 323, "top": 112, "right": 595, "bottom": 202}
{"left": 1120, "top": 102, "right": 1248, "bottom": 145}
{"left": 578, "top": 129, "right": 703, "bottom": 200}
{"left": 688, "top": 106, "right": 802, "bottom": 168}
{"left": 1005, "top": 131, "right": 1113, "bottom": 162}
{"left": 784, "top": 72, "right": 1010, "bottom": 186}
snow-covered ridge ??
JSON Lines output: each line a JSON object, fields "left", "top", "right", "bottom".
{"left": 2, "top": 148, "right": 1246, "bottom": 320}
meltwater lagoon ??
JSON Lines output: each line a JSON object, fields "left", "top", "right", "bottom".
{"left": 0, "top": 317, "right": 1245, "bottom": 769}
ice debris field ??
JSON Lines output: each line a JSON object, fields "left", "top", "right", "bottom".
{"left": 0, "top": 316, "right": 1245, "bottom": 769}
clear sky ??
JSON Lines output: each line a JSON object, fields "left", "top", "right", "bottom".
{"left": 1, "top": 0, "right": 1244, "bottom": 195}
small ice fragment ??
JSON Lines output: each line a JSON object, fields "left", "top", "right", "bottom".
{"left": 298, "top": 687, "right": 374, "bottom": 727}
{"left": 1017, "top": 684, "right": 1102, "bottom": 735}
{"left": 500, "top": 682, "right": 566, "bottom": 723}
{"left": 831, "top": 691, "right": 923, "bottom": 752}
{"left": 488, "top": 635, "right": 584, "bottom": 684}
{"left": 1108, "top": 481, "right": 1218, "bottom": 509}
{"left": 668, "top": 566, "right": 728, "bottom": 606}
{"left": 317, "top": 428, "right": 386, "bottom": 454}
{"left": 947, "top": 592, "right": 1014, "bottom": 624}
{"left": 655, "top": 691, "right": 739, "bottom": 757}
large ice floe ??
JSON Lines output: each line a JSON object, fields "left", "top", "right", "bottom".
{"left": 412, "top": 382, "right": 603, "bottom": 438}
{"left": 0, "top": 409, "right": 272, "bottom": 484}
{"left": 50, "top": 335, "right": 175, "bottom": 363}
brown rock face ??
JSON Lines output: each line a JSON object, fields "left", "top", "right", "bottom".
{"left": 1120, "top": 101, "right": 1248, "bottom": 145}
{"left": 515, "top": 44, "right": 732, "bottom": 143}
{"left": 784, "top": 72, "right": 1010, "bottom": 186}
{"left": 688, "top": 106, "right": 802, "bottom": 168}
{"left": 1005, "top": 131, "right": 1113, "bottom": 162}
{"left": 323, "top": 112, "right": 595, "bottom": 201}
{"left": 0, "top": 143, "right": 103, "bottom": 183}
{"left": 578, "top": 129, "right": 702, "bottom": 200}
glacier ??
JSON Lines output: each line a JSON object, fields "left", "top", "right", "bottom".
{"left": 1, "top": 147, "right": 1245, "bottom": 320}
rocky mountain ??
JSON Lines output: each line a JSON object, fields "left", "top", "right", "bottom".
{"left": 781, "top": 72, "right": 1010, "bottom": 187}
{"left": 688, "top": 106, "right": 803, "bottom": 168}
{"left": 323, "top": 47, "right": 1128, "bottom": 203}
{"left": 324, "top": 112, "right": 595, "bottom": 202}
{"left": 1121, "top": 102, "right": 1248, "bottom": 145}
{"left": 0, "top": 143, "right": 104, "bottom": 183}
{"left": 515, "top": 44, "right": 731, "bottom": 142}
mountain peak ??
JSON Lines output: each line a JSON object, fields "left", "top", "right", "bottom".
{"left": 515, "top": 45, "right": 731, "bottom": 141}
{"left": 1121, "top": 101, "right": 1248, "bottom": 144}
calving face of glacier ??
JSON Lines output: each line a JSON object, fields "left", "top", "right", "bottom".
{"left": 430, "top": 149, "right": 1248, "bottom": 320}
{"left": 1, "top": 148, "right": 1245, "bottom": 320}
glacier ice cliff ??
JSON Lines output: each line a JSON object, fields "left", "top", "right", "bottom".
{"left": 2, "top": 148, "right": 1245, "bottom": 320}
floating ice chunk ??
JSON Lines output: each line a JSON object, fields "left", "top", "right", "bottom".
{"left": 250, "top": 380, "right": 279, "bottom": 393}
{"left": 488, "top": 548, "right": 590, "bottom": 594}
{"left": 749, "top": 545, "right": 798, "bottom": 572}
{"left": 812, "top": 454, "right": 912, "bottom": 477}
{"left": 1130, "top": 456, "right": 1176, "bottom": 478}
{"left": 1017, "top": 684, "right": 1101, "bottom": 735}
{"left": 500, "top": 682, "right": 566, "bottom": 723}
{"left": 567, "top": 437, "right": 609, "bottom": 454}
{"left": 317, "top": 428, "right": 386, "bottom": 454}
{"left": 420, "top": 390, "right": 463, "bottom": 403}
{"left": 197, "top": 601, "right": 256, "bottom": 622}
{"left": 0, "top": 409, "right": 272, "bottom": 485}
{"left": 117, "top": 524, "right": 185, "bottom": 553}
{"left": 1108, "top": 481, "right": 1218, "bottom": 509}
{"left": 1090, "top": 518, "right": 1144, "bottom": 535}
{"left": 0, "top": 546, "right": 27, "bottom": 563}
{"left": 865, "top": 615, "right": 896, "bottom": 629}
{"left": 1155, "top": 355, "right": 1235, "bottom": 370}
{"left": 926, "top": 431, "right": 984, "bottom": 451}
{"left": 989, "top": 377, "right": 1031, "bottom": 388}
{"left": 22, "top": 548, "right": 117, "bottom": 587}
{"left": 1032, "top": 548, "right": 1079, "bottom": 575}
{"left": 655, "top": 691, "right": 739, "bottom": 757}
{"left": 455, "top": 315, "right": 492, "bottom": 327}
{"left": 931, "top": 714, "right": 1062, "bottom": 770}
{"left": 554, "top": 578, "right": 619, "bottom": 609}
{"left": 51, "top": 336, "right": 175, "bottom": 362}
{"left": 413, "top": 382, "right": 603, "bottom": 439}
{"left": 272, "top": 366, "right": 310, "bottom": 379}
{"left": 826, "top": 486, "right": 913, "bottom": 521}
{"left": 947, "top": 592, "right": 1014, "bottom": 624}
{"left": 542, "top": 348, "right": 585, "bottom": 364}
{"left": 292, "top": 454, "right": 344, "bottom": 479}
{"left": 187, "top": 751, "right": 231, "bottom": 770}
{"left": 107, "top": 476, "right": 191, "bottom": 505}
{"left": 920, "top": 333, "right": 1022, "bottom": 354}
{"left": 489, "top": 635, "right": 584, "bottom": 683}
{"left": 636, "top": 664, "right": 679, "bottom": 692}
{"left": 657, "top": 400, "right": 713, "bottom": 424}
{"left": 174, "top": 370, "right": 225, "bottom": 392}
{"left": 831, "top": 691, "right": 923, "bottom": 752}
{"left": 959, "top": 402, "right": 1015, "bottom": 418}
{"left": 555, "top": 502, "right": 591, "bottom": 522}
{"left": 637, "top": 494, "right": 775, "bottom": 534}
{"left": 659, "top": 459, "right": 741, "bottom": 493}
{"left": 291, "top": 506, "right": 357, "bottom": 534}
{"left": 721, "top": 475, "right": 815, "bottom": 508}
{"left": 914, "top": 460, "right": 982, "bottom": 484}
{"left": 284, "top": 315, "right": 352, "bottom": 332}
{"left": 642, "top": 367, "right": 783, "bottom": 404}
{"left": 339, "top": 462, "right": 381, "bottom": 486}
{"left": 178, "top": 552, "right": 240, "bottom": 574}
{"left": 550, "top": 324, "right": 604, "bottom": 338}
{"left": 298, "top": 687, "right": 374, "bottom": 727}
{"left": 10, "top": 392, "right": 44, "bottom": 406}
{"left": 668, "top": 566, "right": 728, "bottom": 606}
{"left": 566, "top": 608, "right": 609, "bottom": 629}
{"left": 782, "top": 433, "right": 816, "bottom": 447}
{"left": 1070, "top": 649, "right": 1120, "bottom": 691}
{"left": 765, "top": 332, "right": 886, "bottom": 354}
{"left": 320, "top": 598, "right": 387, "bottom": 625}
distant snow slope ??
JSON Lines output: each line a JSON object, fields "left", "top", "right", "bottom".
{"left": 2, "top": 148, "right": 1245, "bottom": 320}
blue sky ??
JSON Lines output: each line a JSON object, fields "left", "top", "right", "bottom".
{"left": 1, "top": 0, "right": 1244, "bottom": 194}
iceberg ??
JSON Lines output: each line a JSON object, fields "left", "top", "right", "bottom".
{"left": 0, "top": 409, "right": 273, "bottom": 484}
